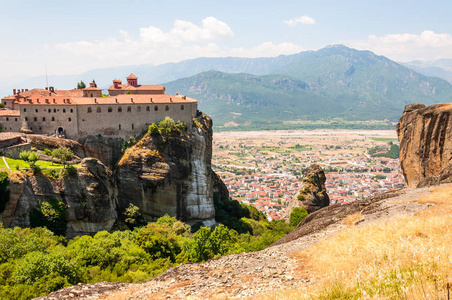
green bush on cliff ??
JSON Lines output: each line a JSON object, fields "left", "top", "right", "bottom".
{"left": 29, "top": 197, "right": 67, "bottom": 236}
{"left": 148, "top": 123, "right": 159, "bottom": 136}
{"left": 289, "top": 207, "right": 308, "bottom": 227}
{"left": 0, "top": 171, "right": 9, "bottom": 214}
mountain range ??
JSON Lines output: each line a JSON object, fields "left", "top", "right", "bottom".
{"left": 3, "top": 45, "right": 452, "bottom": 130}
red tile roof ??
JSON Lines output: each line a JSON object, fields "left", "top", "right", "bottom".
{"left": 0, "top": 110, "right": 20, "bottom": 117}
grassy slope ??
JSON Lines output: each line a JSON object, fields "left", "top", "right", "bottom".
{"left": 264, "top": 184, "right": 452, "bottom": 299}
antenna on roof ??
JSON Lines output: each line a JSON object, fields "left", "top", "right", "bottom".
{"left": 45, "top": 63, "right": 49, "bottom": 89}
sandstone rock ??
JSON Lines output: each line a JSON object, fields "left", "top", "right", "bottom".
{"left": 80, "top": 135, "right": 123, "bottom": 167}
{"left": 397, "top": 103, "right": 452, "bottom": 187}
{"left": 285, "top": 164, "right": 329, "bottom": 220}
{"left": 116, "top": 112, "right": 217, "bottom": 226}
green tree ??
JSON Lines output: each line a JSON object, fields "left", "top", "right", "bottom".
{"left": 188, "top": 226, "right": 212, "bottom": 262}
{"left": 123, "top": 203, "right": 145, "bottom": 229}
{"left": 29, "top": 197, "right": 68, "bottom": 236}
{"left": 289, "top": 207, "right": 308, "bottom": 227}
{"left": 51, "top": 147, "right": 74, "bottom": 168}
{"left": 135, "top": 223, "right": 181, "bottom": 262}
{"left": 76, "top": 81, "right": 86, "bottom": 89}
{"left": 209, "top": 224, "right": 234, "bottom": 256}
{"left": 19, "top": 150, "right": 39, "bottom": 168}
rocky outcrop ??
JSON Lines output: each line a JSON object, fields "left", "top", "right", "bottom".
{"left": 397, "top": 103, "right": 452, "bottom": 187}
{"left": 0, "top": 158, "right": 117, "bottom": 238}
{"left": 285, "top": 164, "right": 329, "bottom": 220}
{"left": 116, "top": 112, "right": 217, "bottom": 226}
{"left": 79, "top": 135, "right": 124, "bottom": 168}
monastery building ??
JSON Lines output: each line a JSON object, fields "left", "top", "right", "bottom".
{"left": 0, "top": 74, "right": 198, "bottom": 140}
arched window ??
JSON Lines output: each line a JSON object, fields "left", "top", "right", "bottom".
{"left": 48, "top": 110, "right": 51, "bottom": 114}
{"left": 90, "top": 93, "right": 93, "bottom": 97}
{"left": 35, "top": 109, "right": 38, "bottom": 112}
{"left": 68, "top": 117, "right": 72, "bottom": 122}
{"left": 87, "top": 107, "right": 92, "bottom": 113}
{"left": 154, "top": 105, "right": 158, "bottom": 111}
{"left": 108, "top": 107, "right": 112, "bottom": 112}
{"left": 137, "top": 106, "right": 141, "bottom": 112}
{"left": 23, "top": 108, "right": 26, "bottom": 112}
{"left": 42, "top": 117, "right": 46, "bottom": 121}
{"left": 181, "top": 105, "right": 184, "bottom": 110}
{"left": 118, "top": 106, "right": 122, "bottom": 112}
{"left": 15, "top": 118, "right": 18, "bottom": 121}
{"left": 54, "top": 109, "right": 56, "bottom": 113}
{"left": 132, "top": 124, "right": 134, "bottom": 129}
{"left": 34, "top": 117, "right": 37, "bottom": 122}
{"left": 51, "top": 117, "right": 55, "bottom": 121}
{"left": 5, "top": 118, "right": 8, "bottom": 121}
{"left": 165, "top": 105, "right": 169, "bottom": 111}
{"left": 97, "top": 107, "right": 101, "bottom": 113}
{"left": 127, "top": 106, "right": 131, "bottom": 112}
{"left": 63, "top": 109, "right": 66, "bottom": 113}
{"left": 146, "top": 106, "right": 150, "bottom": 111}
{"left": 70, "top": 109, "right": 73, "bottom": 113}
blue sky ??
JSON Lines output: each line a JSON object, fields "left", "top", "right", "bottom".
{"left": 1, "top": 0, "right": 452, "bottom": 83}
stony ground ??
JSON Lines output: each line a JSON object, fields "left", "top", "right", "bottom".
{"left": 36, "top": 186, "right": 434, "bottom": 300}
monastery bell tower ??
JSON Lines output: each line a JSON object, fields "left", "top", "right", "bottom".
{"left": 126, "top": 74, "right": 138, "bottom": 87}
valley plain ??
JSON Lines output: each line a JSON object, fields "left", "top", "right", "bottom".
{"left": 212, "top": 129, "right": 405, "bottom": 220}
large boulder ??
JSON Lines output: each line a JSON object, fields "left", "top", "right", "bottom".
{"left": 397, "top": 103, "right": 452, "bottom": 187}
{"left": 285, "top": 164, "right": 329, "bottom": 220}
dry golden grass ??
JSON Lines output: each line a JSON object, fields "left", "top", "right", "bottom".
{"left": 342, "top": 213, "right": 364, "bottom": 226}
{"left": 263, "top": 185, "right": 452, "bottom": 300}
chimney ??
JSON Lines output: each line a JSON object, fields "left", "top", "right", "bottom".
{"left": 176, "top": 92, "right": 179, "bottom": 95}
{"left": 150, "top": 97, "right": 153, "bottom": 102}
{"left": 45, "top": 99, "right": 49, "bottom": 103}
{"left": 94, "top": 98, "right": 97, "bottom": 103}
{"left": 49, "top": 86, "right": 54, "bottom": 93}
{"left": 131, "top": 98, "right": 133, "bottom": 103}
{"left": 63, "top": 99, "right": 66, "bottom": 103}
{"left": 37, "top": 99, "right": 40, "bottom": 104}
{"left": 21, "top": 89, "right": 24, "bottom": 92}
{"left": 115, "top": 98, "right": 118, "bottom": 103}
{"left": 183, "top": 96, "right": 186, "bottom": 100}
{"left": 89, "top": 82, "right": 96, "bottom": 88}
{"left": 45, "top": 87, "right": 48, "bottom": 90}
{"left": 53, "top": 99, "right": 56, "bottom": 103}
{"left": 170, "top": 98, "right": 172, "bottom": 102}
{"left": 13, "top": 89, "right": 16, "bottom": 94}
{"left": 25, "top": 89, "right": 28, "bottom": 91}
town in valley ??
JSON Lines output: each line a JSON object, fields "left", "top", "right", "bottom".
{"left": 212, "top": 129, "right": 404, "bottom": 221}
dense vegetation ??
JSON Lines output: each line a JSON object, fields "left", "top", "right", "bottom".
{"left": 0, "top": 200, "right": 295, "bottom": 300}
{"left": 368, "top": 143, "right": 399, "bottom": 159}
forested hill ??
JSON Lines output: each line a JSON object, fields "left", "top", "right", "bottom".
{"left": 164, "top": 46, "right": 452, "bottom": 129}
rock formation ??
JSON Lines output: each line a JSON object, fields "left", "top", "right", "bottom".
{"left": 397, "top": 103, "right": 452, "bottom": 187}
{"left": 0, "top": 111, "right": 225, "bottom": 236}
{"left": 115, "top": 112, "right": 217, "bottom": 226}
{"left": 1, "top": 158, "right": 117, "bottom": 238}
{"left": 285, "top": 164, "right": 329, "bottom": 220}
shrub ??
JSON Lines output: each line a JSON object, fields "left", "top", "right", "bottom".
{"left": 123, "top": 204, "right": 145, "bottom": 229}
{"left": 43, "top": 148, "right": 52, "bottom": 156}
{"left": 0, "top": 171, "right": 9, "bottom": 214}
{"left": 158, "top": 117, "right": 177, "bottom": 135}
{"left": 19, "top": 150, "right": 39, "bottom": 168}
{"left": 29, "top": 198, "right": 68, "bottom": 236}
{"left": 135, "top": 223, "right": 181, "bottom": 262}
{"left": 289, "top": 207, "right": 308, "bottom": 227}
{"left": 148, "top": 123, "right": 159, "bottom": 136}
{"left": 51, "top": 147, "right": 74, "bottom": 168}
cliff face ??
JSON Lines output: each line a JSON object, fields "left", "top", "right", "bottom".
{"left": 285, "top": 164, "right": 329, "bottom": 220}
{"left": 397, "top": 103, "right": 452, "bottom": 187}
{"left": 1, "top": 158, "right": 117, "bottom": 238}
{"left": 116, "top": 112, "right": 216, "bottom": 226}
{"left": 0, "top": 111, "right": 223, "bottom": 236}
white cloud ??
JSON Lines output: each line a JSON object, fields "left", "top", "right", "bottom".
{"left": 349, "top": 30, "right": 452, "bottom": 62}
{"left": 283, "top": 16, "right": 315, "bottom": 27}
{"left": 50, "top": 17, "right": 304, "bottom": 74}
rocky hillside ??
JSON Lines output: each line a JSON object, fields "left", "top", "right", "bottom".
{"left": 0, "top": 111, "right": 227, "bottom": 237}
{"left": 397, "top": 103, "right": 452, "bottom": 187}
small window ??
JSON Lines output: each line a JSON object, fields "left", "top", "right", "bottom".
{"left": 42, "top": 117, "right": 46, "bottom": 121}
{"left": 181, "top": 105, "right": 184, "bottom": 110}
{"left": 146, "top": 106, "right": 150, "bottom": 111}
{"left": 127, "top": 106, "right": 131, "bottom": 112}
{"left": 51, "top": 117, "right": 55, "bottom": 121}
{"left": 25, "top": 117, "right": 28, "bottom": 121}
{"left": 132, "top": 124, "right": 134, "bottom": 130}
{"left": 108, "top": 107, "right": 112, "bottom": 112}
{"left": 15, "top": 118, "right": 17, "bottom": 121}
{"left": 63, "top": 109, "right": 66, "bottom": 113}
{"left": 23, "top": 108, "right": 26, "bottom": 112}
{"left": 48, "top": 110, "right": 51, "bottom": 114}
{"left": 137, "top": 106, "right": 141, "bottom": 112}
{"left": 34, "top": 117, "right": 37, "bottom": 122}
{"left": 54, "top": 109, "right": 56, "bottom": 113}
{"left": 68, "top": 117, "right": 72, "bottom": 122}
{"left": 35, "top": 109, "right": 38, "bottom": 113}
{"left": 165, "top": 105, "right": 169, "bottom": 111}
{"left": 5, "top": 118, "right": 8, "bottom": 121}
{"left": 119, "top": 124, "right": 121, "bottom": 130}
{"left": 97, "top": 107, "right": 101, "bottom": 113}
{"left": 70, "top": 109, "right": 73, "bottom": 113}
{"left": 118, "top": 106, "right": 122, "bottom": 112}
{"left": 87, "top": 107, "right": 92, "bottom": 113}
{"left": 154, "top": 105, "right": 158, "bottom": 111}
